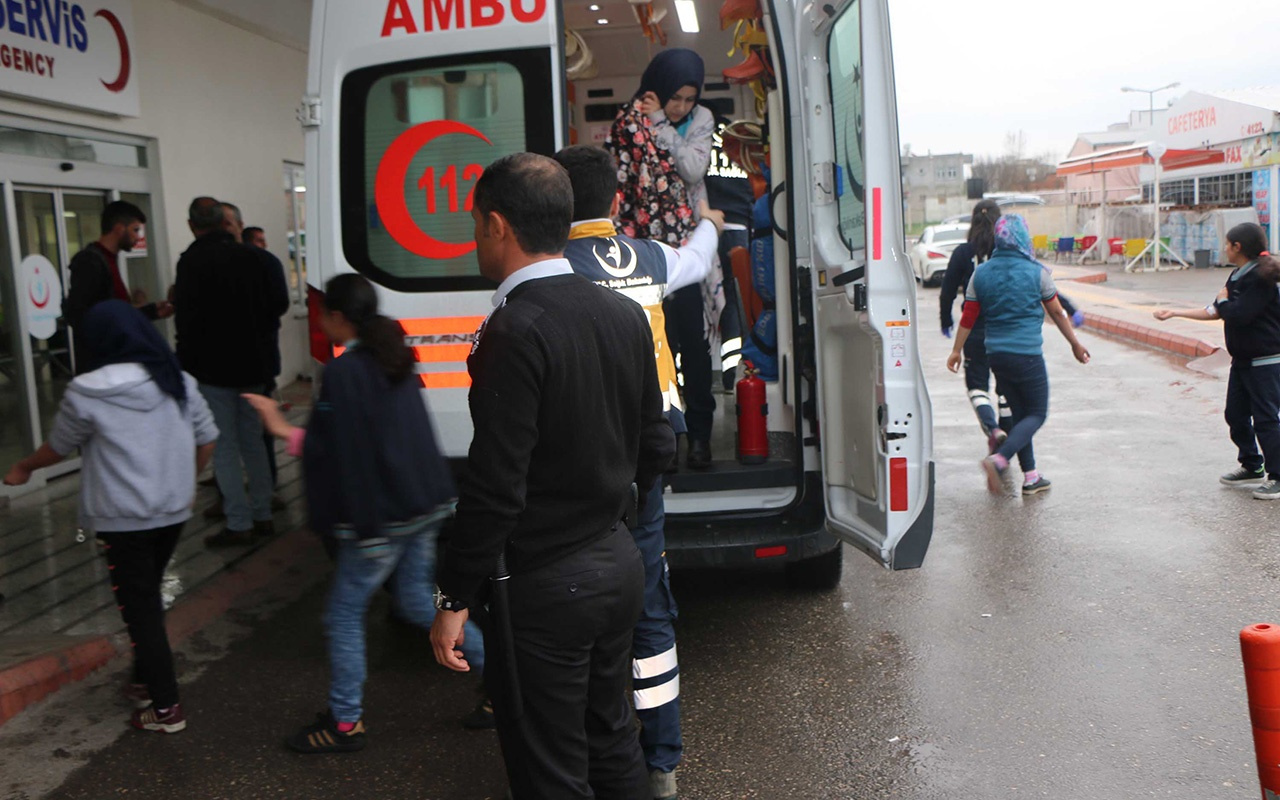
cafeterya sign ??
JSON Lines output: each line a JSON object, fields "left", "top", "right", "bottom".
{"left": 0, "top": 0, "right": 139, "bottom": 116}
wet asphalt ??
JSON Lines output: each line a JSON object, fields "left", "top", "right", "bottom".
{"left": 3, "top": 298, "right": 1277, "bottom": 799}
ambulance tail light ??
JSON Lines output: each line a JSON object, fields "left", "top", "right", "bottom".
{"left": 307, "top": 285, "right": 332, "bottom": 364}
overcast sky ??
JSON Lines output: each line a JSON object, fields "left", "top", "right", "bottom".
{"left": 890, "top": 0, "right": 1280, "bottom": 162}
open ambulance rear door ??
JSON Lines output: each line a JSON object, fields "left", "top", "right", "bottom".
{"left": 304, "top": 0, "right": 565, "bottom": 456}
{"left": 777, "top": 0, "right": 935, "bottom": 568}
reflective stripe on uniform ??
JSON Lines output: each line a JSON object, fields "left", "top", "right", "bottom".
{"left": 721, "top": 336, "right": 744, "bottom": 370}
{"left": 967, "top": 389, "right": 992, "bottom": 408}
{"left": 633, "top": 646, "right": 678, "bottom": 680}
{"left": 634, "top": 674, "right": 680, "bottom": 710}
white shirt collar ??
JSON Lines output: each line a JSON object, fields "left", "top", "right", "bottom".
{"left": 491, "top": 258, "right": 574, "bottom": 308}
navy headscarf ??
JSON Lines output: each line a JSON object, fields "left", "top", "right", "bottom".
{"left": 637, "top": 48, "right": 705, "bottom": 105}
{"left": 81, "top": 300, "right": 187, "bottom": 404}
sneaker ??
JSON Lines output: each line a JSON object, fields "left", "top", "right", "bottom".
{"left": 204, "top": 528, "right": 253, "bottom": 548}
{"left": 287, "top": 711, "right": 367, "bottom": 754}
{"left": 1221, "top": 466, "right": 1267, "bottom": 486}
{"left": 131, "top": 703, "right": 186, "bottom": 734}
{"left": 987, "top": 428, "right": 1007, "bottom": 455}
{"left": 981, "top": 456, "right": 1005, "bottom": 494}
{"left": 253, "top": 520, "right": 276, "bottom": 538}
{"left": 1253, "top": 480, "right": 1280, "bottom": 500}
{"left": 461, "top": 697, "right": 495, "bottom": 730}
{"left": 124, "top": 683, "right": 152, "bottom": 710}
{"left": 1022, "top": 476, "right": 1052, "bottom": 495}
{"left": 651, "top": 769, "right": 678, "bottom": 800}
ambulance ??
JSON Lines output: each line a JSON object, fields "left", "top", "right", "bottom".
{"left": 301, "top": 0, "right": 935, "bottom": 589}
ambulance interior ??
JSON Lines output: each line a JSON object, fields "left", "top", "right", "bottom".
{"left": 562, "top": 2, "right": 806, "bottom": 513}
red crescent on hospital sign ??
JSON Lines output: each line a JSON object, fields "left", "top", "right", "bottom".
{"left": 374, "top": 121, "right": 492, "bottom": 260}
{"left": 95, "top": 9, "right": 132, "bottom": 93}
{"left": 29, "top": 266, "right": 50, "bottom": 309}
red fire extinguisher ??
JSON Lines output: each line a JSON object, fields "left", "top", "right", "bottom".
{"left": 736, "top": 360, "right": 769, "bottom": 464}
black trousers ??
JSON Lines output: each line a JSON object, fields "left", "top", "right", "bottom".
{"left": 1227, "top": 362, "right": 1280, "bottom": 478}
{"left": 718, "top": 228, "right": 748, "bottom": 390}
{"left": 665, "top": 284, "right": 715, "bottom": 442}
{"left": 99, "top": 523, "right": 184, "bottom": 708}
{"left": 486, "top": 527, "right": 649, "bottom": 800}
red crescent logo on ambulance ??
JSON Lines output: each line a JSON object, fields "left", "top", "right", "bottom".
{"left": 30, "top": 267, "right": 50, "bottom": 309}
{"left": 95, "top": 9, "right": 132, "bottom": 93}
{"left": 375, "top": 121, "right": 492, "bottom": 260}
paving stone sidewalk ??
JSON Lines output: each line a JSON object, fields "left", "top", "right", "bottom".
{"left": 0, "top": 382, "right": 317, "bottom": 724}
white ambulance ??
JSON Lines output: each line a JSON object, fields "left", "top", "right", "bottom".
{"left": 302, "top": 0, "right": 935, "bottom": 589}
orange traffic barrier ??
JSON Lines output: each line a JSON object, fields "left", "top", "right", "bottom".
{"left": 1241, "top": 623, "right": 1280, "bottom": 797}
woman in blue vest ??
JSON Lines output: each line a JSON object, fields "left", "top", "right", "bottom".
{"left": 946, "top": 215, "right": 1091, "bottom": 495}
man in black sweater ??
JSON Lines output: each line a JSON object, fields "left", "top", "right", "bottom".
{"left": 173, "top": 197, "right": 289, "bottom": 547}
{"left": 431, "top": 153, "right": 675, "bottom": 800}
{"left": 63, "top": 200, "right": 172, "bottom": 372}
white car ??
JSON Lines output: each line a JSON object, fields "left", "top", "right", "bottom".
{"left": 909, "top": 223, "right": 969, "bottom": 286}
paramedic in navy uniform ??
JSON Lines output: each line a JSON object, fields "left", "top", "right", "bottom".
{"left": 554, "top": 144, "right": 721, "bottom": 800}
{"left": 430, "top": 153, "right": 676, "bottom": 800}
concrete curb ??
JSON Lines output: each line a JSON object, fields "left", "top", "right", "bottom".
{"left": 0, "top": 636, "right": 117, "bottom": 724}
{"left": 1082, "top": 311, "right": 1219, "bottom": 360}
{"left": 0, "top": 525, "right": 325, "bottom": 726}
{"left": 1065, "top": 270, "right": 1109, "bottom": 285}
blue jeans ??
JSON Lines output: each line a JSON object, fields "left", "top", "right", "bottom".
{"left": 631, "top": 478, "right": 682, "bottom": 773}
{"left": 199, "top": 384, "right": 272, "bottom": 531}
{"left": 1227, "top": 362, "right": 1280, "bottom": 479}
{"left": 327, "top": 521, "right": 486, "bottom": 723}
{"left": 988, "top": 352, "right": 1049, "bottom": 473}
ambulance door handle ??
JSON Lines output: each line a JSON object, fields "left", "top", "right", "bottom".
{"left": 831, "top": 266, "right": 864, "bottom": 287}
{"left": 770, "top": 182, "right": 789, "bottom": 241}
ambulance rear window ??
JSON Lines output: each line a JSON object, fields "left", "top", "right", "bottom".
{"left": 340, "top": 49, "right": 556, "bottom": 291}
{"left": 827, "top": 5, "right": 866, "bottom": 253}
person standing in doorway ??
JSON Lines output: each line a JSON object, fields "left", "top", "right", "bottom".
{"left": 63, "top": 201, "right": 173, "bottom": 372}
{"left": 174, "top": 197, "right": 287, "bottom": 547}
{"left": 555, "top": 144, "right": 722, "bottom": 800}
{"left": 431, "top": 153, "right": 675, "bottom": 800}
{"left": 947, "top": 215, "right": 1091, "bottom": 495}
{"left": 1155, "top": 224, "right": 1280, "bottom": 499}
{"left": 639, "top": 50, "right": 720, "bottom": 470}
{"left": 5, "top": 301, "right": 217, "bottom": 734}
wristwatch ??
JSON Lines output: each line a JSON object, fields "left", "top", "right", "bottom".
{"left": 433, "top": 588, "right": 467, "bottom": 612}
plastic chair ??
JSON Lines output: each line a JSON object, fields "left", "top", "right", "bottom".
{"left": 1031, "top": 234, "right": 1049, "bottom": 256}
{"left": 1054, "top": 237, "right": 1075, "bottom": 263}
{"left": 1123, "top": 238, "right": 1146, "bottom": 258}
{"left": 1075, "top": 235, "right": 1098, "bottom": 263}
{"left": 1107, "top": 238, "right": 1124, "bottom": 263}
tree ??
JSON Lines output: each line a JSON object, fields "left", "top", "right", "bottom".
{"left": 972, "top": 130, "right": 1058, "bottom": 192}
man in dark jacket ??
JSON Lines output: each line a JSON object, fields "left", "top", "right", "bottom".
{"left": 174, "top": 197, "right": 289, "bottom": 547}
{"left": 430, "top": 153, "right": 675, "bottom": 800}
{"left": 63, "top": 201, "right": 172, "bottom": 372}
